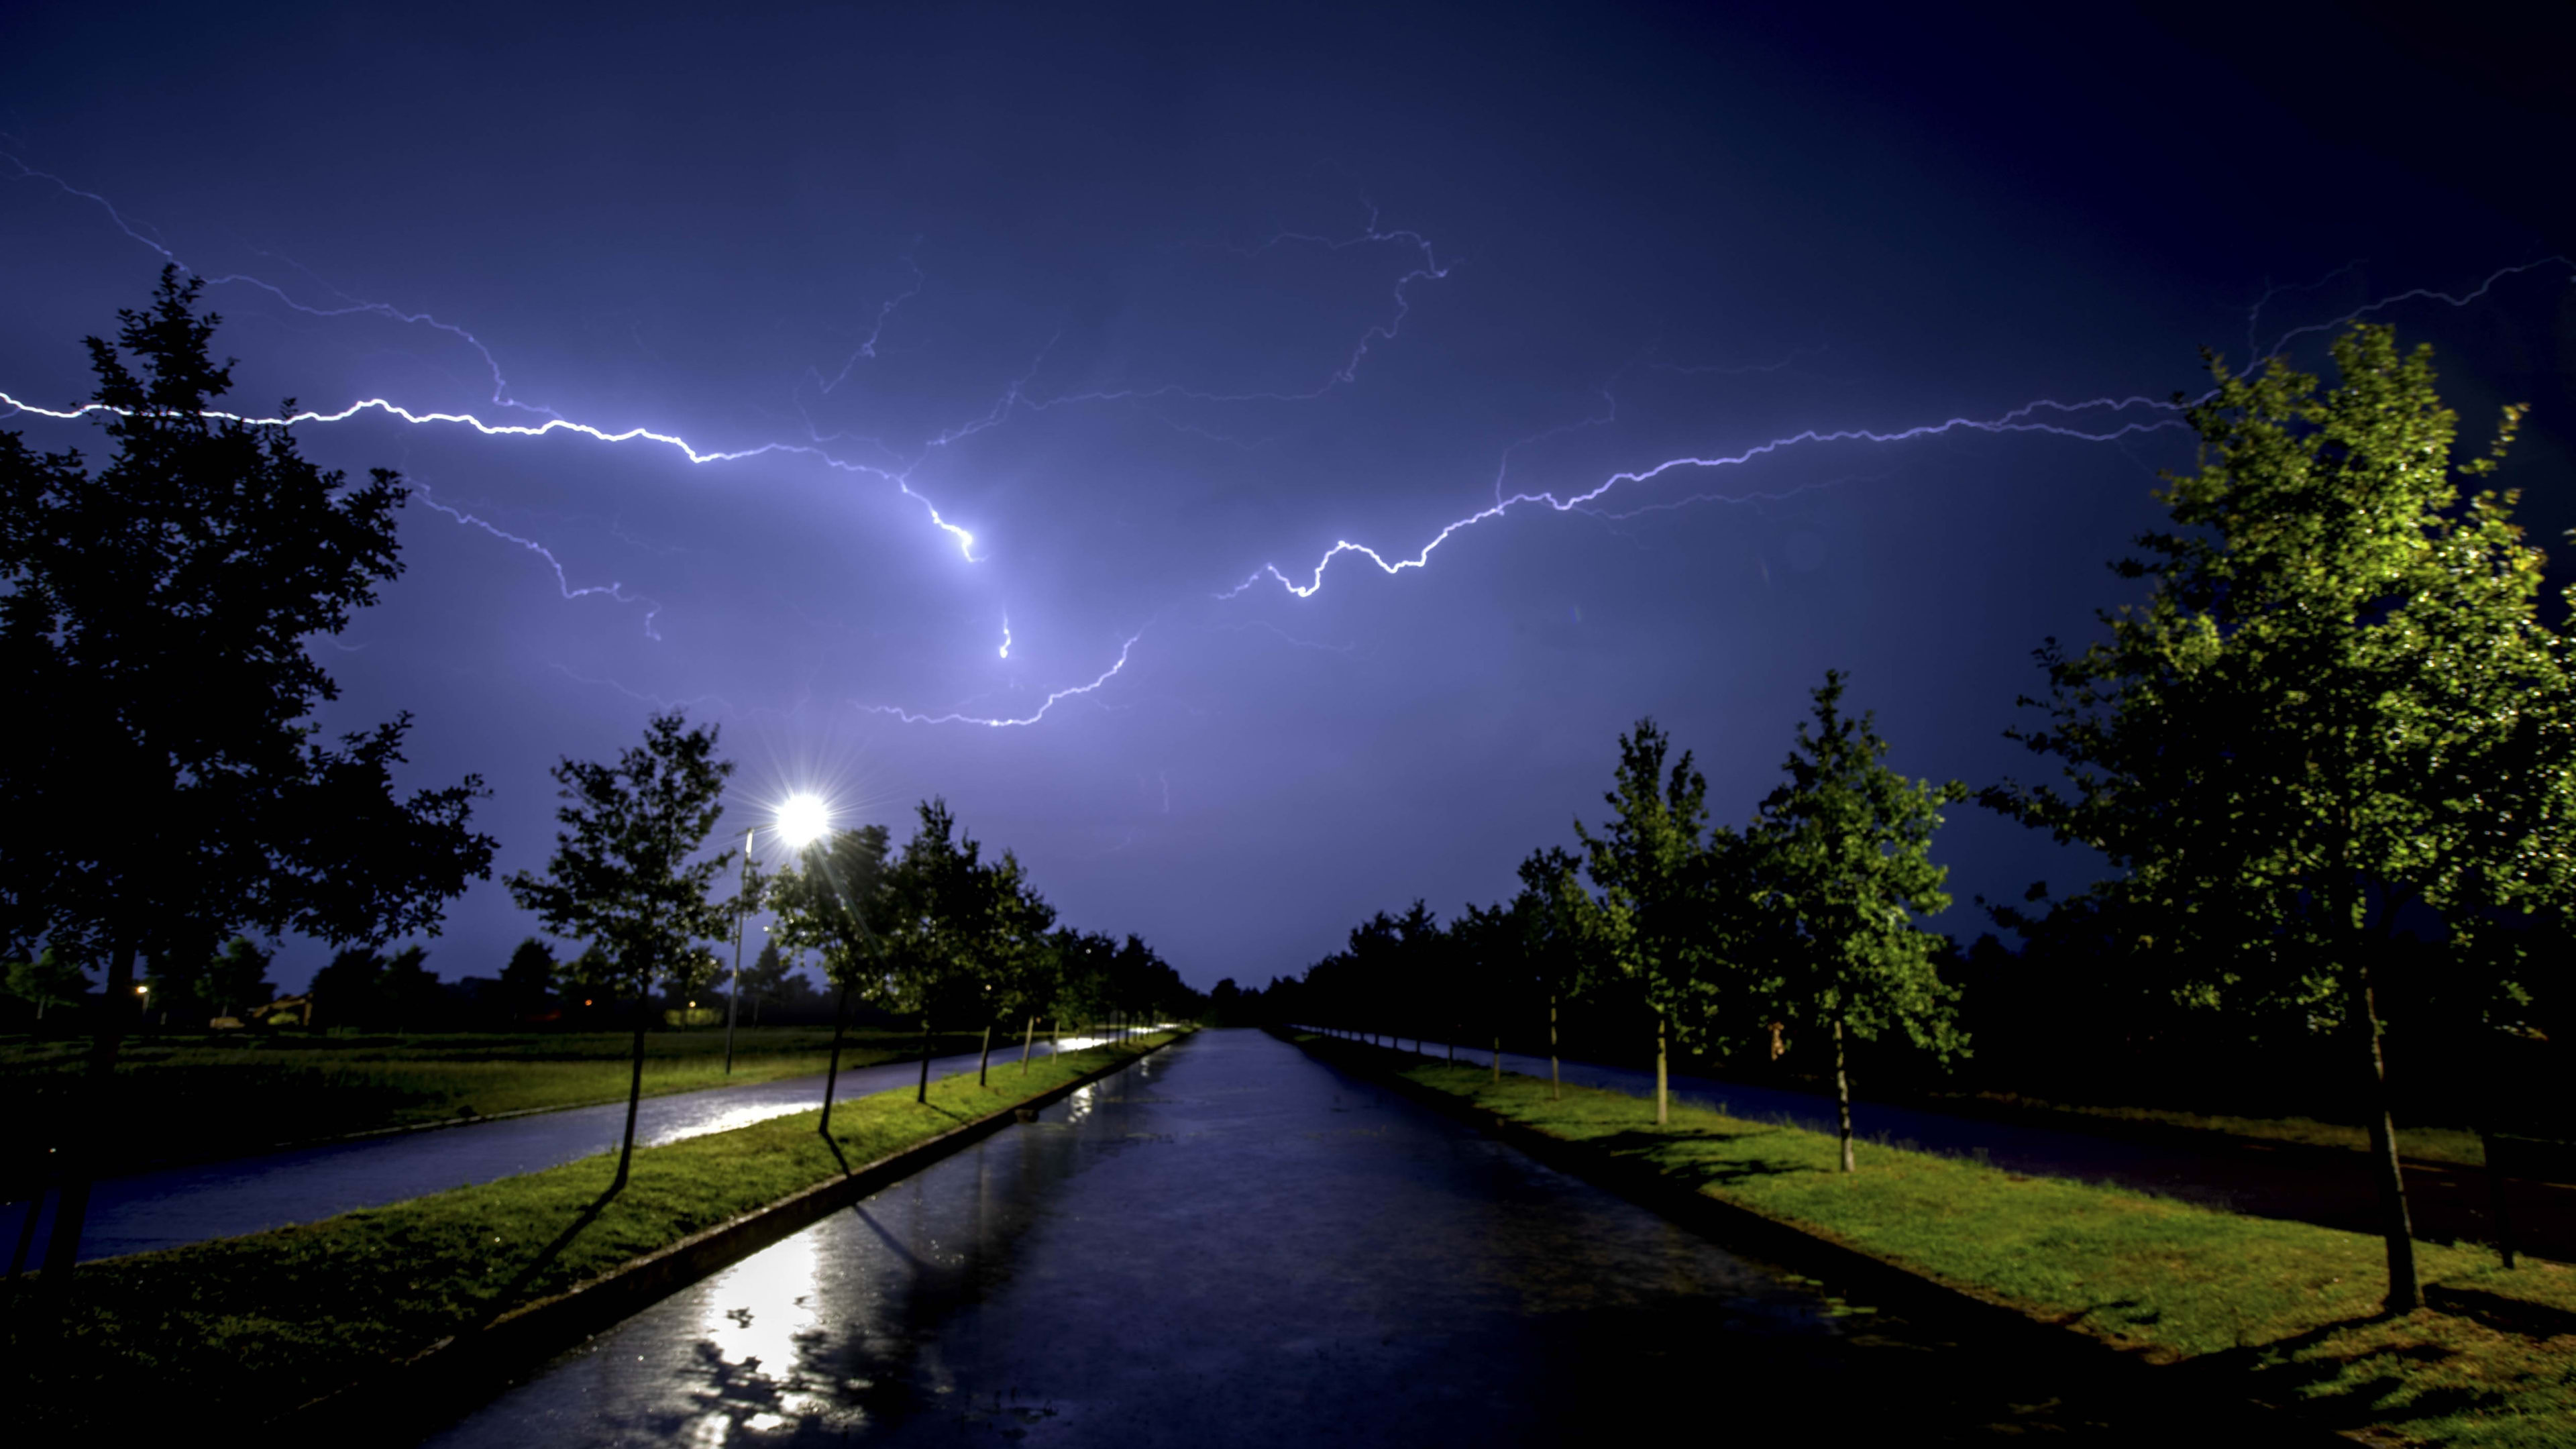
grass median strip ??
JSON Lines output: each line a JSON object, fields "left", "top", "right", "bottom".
{"left": 0, "top": 1032, "right": 1177, "bottom": 1434}
{"left": 0, "top": 1027, "right": 996, "bottom": 1175}
{"left": 1292, "top": 1032, "right": 2575, "bottom": 1449}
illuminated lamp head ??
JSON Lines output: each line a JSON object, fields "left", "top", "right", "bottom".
{"left": 777, "top": 793, "right": 831, "bottom": 850}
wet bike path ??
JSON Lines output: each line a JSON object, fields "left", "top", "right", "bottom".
{"left": 1383, "top": 1033, "right": 2572, "bottom": 1260}
{"left": 417, "top": 1028, "right": 2261, "bottom": 1447}
{"left": 2, "top": 1039, "right": 1100, "bottom": 1263}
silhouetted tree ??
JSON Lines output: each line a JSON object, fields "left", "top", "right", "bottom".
{"left": 499, "top": 937, "right": 557, "bottom": 1018}
{"left": 507, "top": 710, "right": 737, "bottom": 1191}
{"left": 203, "top": 937, "right": 276, "bottom": 1021}
{"left": 0, "top": 272, "right": 496, "bottom": 1273}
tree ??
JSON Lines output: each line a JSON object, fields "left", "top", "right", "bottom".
{"left": 205, "top": 937, "right": 276, "bottom": 1020}
{"left": 380, "top": 945, "right": 444, "bottom": 1034}
{"left": 768, "top": 823, "right": 895, "bottom": 1132}
{"left": 310, "top": 947, "right": 387, "bottom": 1031}
{"left": 4, "top": 948, "right": 90, "bottom": 1024}
{"left": 1513, "top": 845, "right": 1589, "bottom": 1099}
{"left": 506, "top": 710, "right": 737, "bottom": 1191}
{"left": 1568, "top": 718, "right": 1727, "bottom": 1125}
{"left": 499, "top": 937, "right": 557, "bottom": 1018}
{"left": 737, "top": 938, "right": 793, "bottom": 1025}
{"left": 1749, "top": 671, "right": 1968, "bottom": 1172}
{"left": 1984, "top": 325, "right": 2573, "bottom": 1311}
{"left": 0, "top": 272, "right": 496, "bottom": 1275}
{"left": 876, "top": 800, "right": 996, "bottom": 1102}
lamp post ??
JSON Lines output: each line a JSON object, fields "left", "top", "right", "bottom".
{"left": 724, "top": 825, "right": 752, "bottom": 1076}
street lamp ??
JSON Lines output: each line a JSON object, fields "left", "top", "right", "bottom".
{"left": 727, "top": 793, "right": 832, "bottom": 1077}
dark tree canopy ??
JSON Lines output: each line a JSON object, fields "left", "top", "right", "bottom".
{"left": 0, "top": 268, "right": 496, "bottom": 966}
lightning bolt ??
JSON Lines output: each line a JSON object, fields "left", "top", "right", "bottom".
{"left": 410, "top": 484, "right": 663, "bottom": 639}
{"left": 9, "top": 152, "right": 2571, "bottom": 733}
{"left": 858, "top": 633, "right": 1142, "bottom": 728}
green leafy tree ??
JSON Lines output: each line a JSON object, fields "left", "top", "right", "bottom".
{"left": 768, "top": 823, "right": 896, "bottom": 1130}
{"left": 1985, "top": 325, "right": 2572, "bottom": 1310}
{"left": 1749, "top": 671, "right": 1968, "bottom": 1172}
{"left": 1568, "top": 718, "right": 1730, "bottom": 1125}
{"left": 969, "top": 850, "right": 1059, "bottom": 1082}
{"left": 876, "top": 800, "right": 998, "bottom": 1100}
{"left": 506, "top": 710, "right": 737, "bottom": 1190}
{"left": 4, "top": 948, "right": 91, "bottom": 1023}
{"left": 1514, "top": 845, "right": 1589, "bottom": 1098}
{"left": 0, "top": 272, "right": 495, "bottom": 1274}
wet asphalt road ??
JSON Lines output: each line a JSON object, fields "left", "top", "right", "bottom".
{"left": 416, "top": 1028, "right": 2200, "bottom": 1447}
{"left": 0, "top": 1038, "right": 1101, "bottom": 1263}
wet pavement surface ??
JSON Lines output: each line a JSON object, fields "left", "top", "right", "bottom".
{"left": 417, "top": 1029, "right": 2207, "bottom": 1447}
{"left": 1, "top": 1040, "right": 1098, "bottom": 1263}
{"left": 1385, "top": 1034, "right": 2573, "bottom": 1260}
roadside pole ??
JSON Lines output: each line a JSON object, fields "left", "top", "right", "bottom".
{"left": 724, "top": 826, "right": 751, "bottom": 1076}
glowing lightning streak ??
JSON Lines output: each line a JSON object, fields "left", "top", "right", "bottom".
{"left": 410, "top": 484, "right": 663, "bottom": 639}
{"left": 1222, "top": 397, "right": 2190, "bottom": 600}
{"left": 7, "top": 153, "right": 556, "bottom": 419}
{"left": 860, "top": 634, "right": 1140, "bottom": 728}
{"left": 998, "top": 613, "right": 1012, "bottom": 659}
{"left": 0, "top": 392, "right": 985, "bottom": 563}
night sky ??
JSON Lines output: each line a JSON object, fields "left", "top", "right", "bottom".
{"left": 7, "top": 3, "right": 2571, "bottom": 994}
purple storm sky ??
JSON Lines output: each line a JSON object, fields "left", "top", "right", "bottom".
{"left": 5, "top": 2, "right": 2570, "bottom": 993}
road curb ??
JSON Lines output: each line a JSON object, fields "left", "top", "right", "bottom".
{"left": 275, "top": 1031, "right": 1187, "bottom": 1447}
{"left": 1276, "top": 1028, "right": 2357, "bottom": 1448}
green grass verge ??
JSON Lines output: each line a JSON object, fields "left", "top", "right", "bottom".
{"left": 1293, "top": 1033, "right": 2575, "bottom": 1448}
{"left": 1905, "top": 1087, "right": 2494, "bottom": 1169}
{"left": 0, "top": 1027, "right": 998, "bottom": 1175}
{"left": 0, "top": 1032, "right": 1177, "bottom": 1434}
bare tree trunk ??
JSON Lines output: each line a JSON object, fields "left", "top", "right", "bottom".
{"left": 819, "top": 981, "right": 850, "bottom": 1138}
{"left": 612, "top": 983, "right": 649, "bottom": 1192}
{"left": 2355, "top": 964, "right": 2419, "bottom": 1311}
{"left": 44, "top": 936, "right": 137, "bottom": 1279}
{"left": 977, "top": 1022, "right": 993, "bottom": 1087}
{"left": 1654, "top": 1009, "right": 1669, "bottom": 1128}
{"left": 916, "top": 1012, "right": 934, "bottom": 1104}
{"left": 1020, "top": 1015, "right": 1036, "bottom": 1075}
{"left": 1549, "top": 994, "right": 1561, "bottom": 1102}
{"left": 1833, "top": 1012, "right": 1856, "bottom": 1173}
{"left": 2481, "top": 1126, "right": 2517, "bottom": 1271}
{"left": 1491, "top": 1031, "right": 1501, "bottom": 1085}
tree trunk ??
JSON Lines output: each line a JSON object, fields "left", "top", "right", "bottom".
{"left": 1549, "top": 994, "right": 1561, "bottom": 1102}
{"left": 819, "top": 982, "right": 850, "bottom": 1138}
{"left": 1020, "top": 1015, "right": 1036, "bottom": 1075}
{"left": 2355, "top": 965, "right": 2420, "bottom": 1311}
{"left": 1491, "top": 1031, "right": 1501, "bottom": 1085}
{"left": 916, "top": 1012, "right": 934, "bottom": 1104}
{"left": 977, "top": 1022, "right": 993, "bottom": 1087}
{"left": 44, "top": 935, "right": 138, "bottom": 1279}
{"left": 1833, "top": 1011, "right": 1856, "bottom": 1173}
{"left": 1654, "top": 1009, "right": 1669, "bottom": 1128}
{"left": 612, "top": 983, "right": 649, "bottom": 1192}
{"left": 2481, "top": 1126, "right": 2517, "bottom": 1271}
